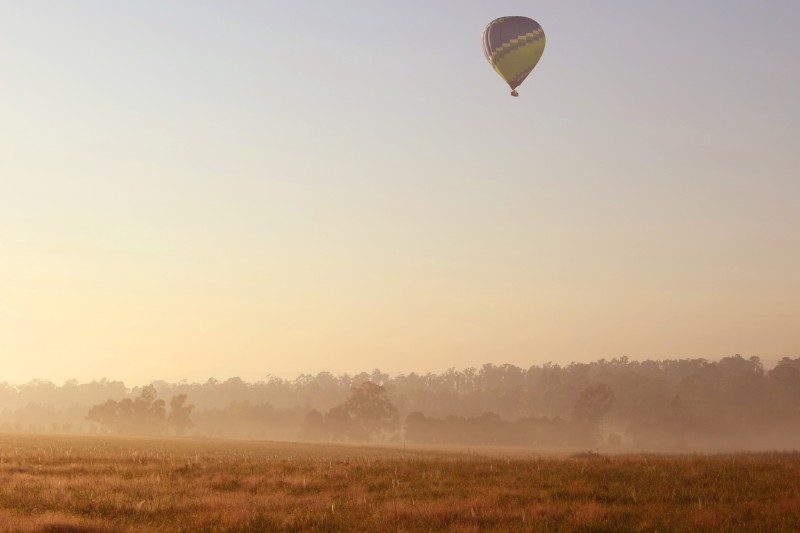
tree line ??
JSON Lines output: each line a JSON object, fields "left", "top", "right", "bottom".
{"left": 0, "top": 355, "right": 798, "bottom": 450}
{"left": 86, "top": 385, "right": 194, "bottom": 436}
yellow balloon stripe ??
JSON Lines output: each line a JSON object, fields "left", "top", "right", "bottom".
{"left": 491, "top": 37, "right": 545, "bottom": 89}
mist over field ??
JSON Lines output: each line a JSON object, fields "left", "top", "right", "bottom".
{"left": 2, "top": 355, "right": 798, "bottom": 453}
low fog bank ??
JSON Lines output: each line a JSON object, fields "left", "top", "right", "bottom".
{"left": 2, "top": 355, "right": 799, "bottom": 452}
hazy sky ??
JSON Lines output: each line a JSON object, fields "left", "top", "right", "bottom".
{"left": 1, "top": 1, "right": 798, "bottom": 385}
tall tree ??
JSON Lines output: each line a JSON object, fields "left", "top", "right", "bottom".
{"left": 168, "top": 394, "right": 195, "bottom": 435}
{"left": 573, "top": 383, "right": 615, "bottom": 445}
{"left": 326, "top": 382, "right": 399, "bottom": 441}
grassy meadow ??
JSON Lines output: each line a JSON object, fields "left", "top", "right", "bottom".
{"left": 0, "top": 434, "right": 799, "bottom": 532}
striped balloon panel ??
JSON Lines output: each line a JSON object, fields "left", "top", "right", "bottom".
{"left": 482, "top": 16, "right": 545, "bottom": 90}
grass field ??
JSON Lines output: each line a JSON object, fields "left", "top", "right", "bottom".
{"left": 0, "top": 434, "right": 799, "bottom": 532}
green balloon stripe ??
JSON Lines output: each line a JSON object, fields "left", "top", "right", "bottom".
{"left": 482, "top": 16, "right": 546, "bottom": 93}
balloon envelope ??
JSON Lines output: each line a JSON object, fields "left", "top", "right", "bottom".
{"left": 482, "top": 16, "right": 545, "bottom": 96}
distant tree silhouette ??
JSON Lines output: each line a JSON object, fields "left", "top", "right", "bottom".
{"left": 132, "top": 385, "right": 167, "bottom": 434}
{"left": 322, "top": 382, "right": 399, "bottom": 441}
{"left": 404, "top": 412, "right": 430, "bottom": 443}
{"left": 86, "top": 386, "right": 189, "bottom": 436}
{"left": 324, "top": 404, "right": 353, "bottom": 440}
{"left": 573, "top": 383, "right": 615, "bottom": 445}
{"left": 574, "top": 383, "right": 615, "bottom": 424}
{"left": 85, "top": 400, "right": 118, "bottom": 432}
{"left": 299, "top": 409, "right": 325, "bottom": 441}
{"left": 344, "top": 381, "right": 400, "bottom": 440}
{"left": 168, "top": 394, "right": 194, "bottom": 435}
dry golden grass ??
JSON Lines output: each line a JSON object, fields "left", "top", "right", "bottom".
{"left": 0, "top": 433, "right": 799, "bottom": 531}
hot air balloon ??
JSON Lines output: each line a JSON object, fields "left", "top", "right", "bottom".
{"left": 482, "top": 16, "right": 546, "bottom": 97}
